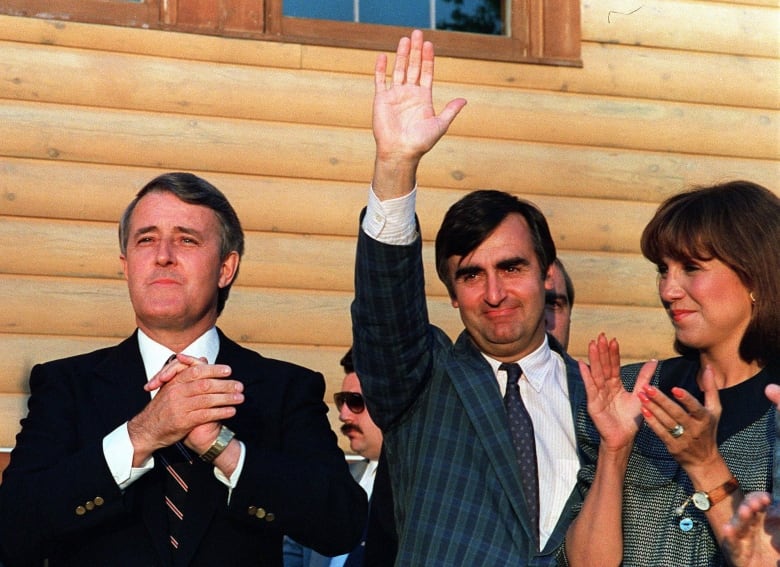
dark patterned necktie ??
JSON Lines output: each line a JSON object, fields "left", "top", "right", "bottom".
{"left": 500, "top": 362, "right": 540, "bottom": 545}
{"left": 157, "top": 442, "right": 193, "bottom": 551}
{"left": 156, "top": 353, "right": 193, "bottom": 552}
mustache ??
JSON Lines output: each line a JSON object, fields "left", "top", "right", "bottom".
{"left": 341, "top": 424, "right": 363, "bottom": 436}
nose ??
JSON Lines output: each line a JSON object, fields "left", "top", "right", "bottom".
{"left": 659, "top": 268, "right": 684, "bottom": 303}
{"left": 338, "top": 403, "right": 354, "bottom": 422}
{"left": 156, "top": 239, "right": 175, "bottom": 266}
{"left": 484, "top": 271, "right": 506, "bottom": 306}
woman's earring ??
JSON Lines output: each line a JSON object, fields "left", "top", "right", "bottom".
{"left": 750, "top": 291, "right": 756, "bottom": 304}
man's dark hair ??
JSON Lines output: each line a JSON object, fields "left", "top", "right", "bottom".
{"left": 554, "top": 258, "right": 575, "bottom": 308}
{"left": 118, "top": 172, "right": 245, "bottom": 316}
{"left": 340, "top": 348, "right": 355, "bottom": 374}
{"left": 434, "top": 190, "right": 556, "bottom": 299}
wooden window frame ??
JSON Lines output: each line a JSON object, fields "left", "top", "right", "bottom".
{"left": 0, "top": 0, "right": 580, "bottom": 66}
{"left": 264, "top": 0, "right": 581, "bottom": 66}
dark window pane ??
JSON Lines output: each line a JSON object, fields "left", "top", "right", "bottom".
{"left": 282, "top": 0, "right": 505, "bottom": 35}
{"left": 436, "top": 0, "right": 503, "bottom": 35}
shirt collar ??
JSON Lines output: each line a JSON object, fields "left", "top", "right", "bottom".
{"left": 483, "top": 335, "right": 553, "bottom": 394}
{"left": 137, "top": 327, "right": 220, "bottom": 381}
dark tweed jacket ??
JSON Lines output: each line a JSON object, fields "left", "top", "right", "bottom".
{"left": 572, "top": 356, "right": 778, "bottom": 567}
{"left": 351, "top": 227, "right": 587, "bottom": 566}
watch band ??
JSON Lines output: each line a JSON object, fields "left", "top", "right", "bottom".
{"left": 199, "top": 425, "right": 236, "bottom": 463}
{"left": 694, "top": 476, "right": 739, "bottom": 511}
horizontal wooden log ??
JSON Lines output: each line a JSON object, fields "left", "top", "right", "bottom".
{"left": 0, "top": 214, "right": 661, "bottom": 303}
{"left": 581, "top": 0, "right": 779, "bottom": 59}
{"left": 0, "top": 394, "right": 26, "bottom": 447}
{"left": 0, "top": 15, "right": 303, "bottom": 68}
{"left": 0, "top": 274, "right": 676, "bottom": 358}
{"left": 307, "top": 42, "right": 779, "bottom": 111}
{"left": 1, "top": 38, "right": 777, "bottom": 138}
{"left": 0, "top": 104, "right": 777, "bottom": 203}
{"left": 0, "top": 53, "right": 776, "bottom": 160}
{"left": 1, "top": 159, "right": 777, "bottom": 233}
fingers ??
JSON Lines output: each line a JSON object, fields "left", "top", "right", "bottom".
{"left": 584, "top": 333, "right": 620, "bottom": 389}
{"left": 634, "top": 359, "right": 658, "bottom": 392}
{"left": 419, "top": 37, "right": 434, "bottom": 89}
{"left": 766, "top": 383, "right": 780, "bottom": 409}
{"left": 406, "top": 30, "right": 424, "bottom": 86}
{"left": 698, "top": 364, "right": 723, "bottom": 419}
{"left": 374, "top": 53, "right": 388, "bottom": 93}
{"left": 392, "top": 35, "right": 411, "bottom": 86}
{"left": 145, "top": 354, "right": 230, "bottom": 392}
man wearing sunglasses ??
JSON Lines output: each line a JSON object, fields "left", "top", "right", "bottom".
{"left": 284, "top": 349, "right": 392, "bottom": 567}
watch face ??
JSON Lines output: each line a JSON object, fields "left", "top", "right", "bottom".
{"left": 692, "top": 492, "right": 711, "bottom": 511}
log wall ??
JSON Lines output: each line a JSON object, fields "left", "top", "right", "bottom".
{"left": 0, "top": 1, "right": 777, "bottom": 455}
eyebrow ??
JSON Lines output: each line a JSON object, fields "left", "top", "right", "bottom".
{"left": 545, "top": 291, "right": 569, "bottom": 304}
{"left": 453, "top": 256, "right": 530, "bottom": 280}
{"left": 132, "top": 225, "right": 205, "bottom": 240}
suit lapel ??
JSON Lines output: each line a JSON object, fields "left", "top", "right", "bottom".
{"left": 449, "top": 333, "right": 535, "bottom": 546}
{"left": 92, "top": 332, "right": 152, "bottom": 430}
{"left": 91, "top": 333, "right": 172, "bottom": 564}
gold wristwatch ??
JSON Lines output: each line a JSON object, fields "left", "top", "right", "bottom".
{"left": 199, "top": 425, "right": 236, "bottom": 463}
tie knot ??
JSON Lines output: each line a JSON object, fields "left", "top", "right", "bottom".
{"left": 499, "top": 362, "right": 522, "bottom": 384}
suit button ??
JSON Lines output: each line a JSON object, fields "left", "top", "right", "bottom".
{"left": 247, "top": 506, "right": 257, "bottom": 516}
{"left": 86, "top": 501, "right": 95, "bottom": 511}
{"left": 94, "top": 496, "right": 104, "bottom": 506}
{"left": 255, "top": 508, "right": 266, "bottom": 519}
{"left": 75, "top": 505, "right": 86, "bottom": 516}
{"left": 265, "top": 513, "right": 275, "bottom": 522}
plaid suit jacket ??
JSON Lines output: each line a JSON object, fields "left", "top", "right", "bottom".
{"left": 351, "top": 228, "right": 586, "bottom": 566}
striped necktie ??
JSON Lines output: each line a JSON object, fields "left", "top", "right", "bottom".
{"left": 500, "top": 362, "right": 540, "bottom": 545}
{"left": 156, "top": 353, "right": 193, "bottom": 552}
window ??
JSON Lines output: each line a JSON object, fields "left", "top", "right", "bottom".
{"left": 0, "top": 0, "right": 580, "bottom": 65}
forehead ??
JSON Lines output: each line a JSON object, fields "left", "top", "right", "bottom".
{"left": 452, "top": 213, "right": 537, "bottom": 267}
{"left": 129, "top": 191, "right": 218, "bottom": 232}
{"left": 341, "top": 372, "right": 362, "bottom": 392}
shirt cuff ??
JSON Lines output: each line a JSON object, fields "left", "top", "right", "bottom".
{"left": 213, "top": 439, "right": 246, "bottom": 504}
{"left": 103, "top": 422, "right": 154, "bottom": 490}
{"left": 362, "top": 185, "right": 418, "bottom": 245}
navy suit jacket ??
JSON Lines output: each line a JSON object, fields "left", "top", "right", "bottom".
{"left": 0, "top": 329, "right": 366, "bottom": 566}
{"left": 351, "top": 228, "right": 586, "bottom": 566}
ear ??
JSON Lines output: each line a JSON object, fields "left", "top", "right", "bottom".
{"left": 119, "top": 254, "right": 129, "bottom": 281}
{"left": 218, "top": 251, "right": 240, "bottom": 288}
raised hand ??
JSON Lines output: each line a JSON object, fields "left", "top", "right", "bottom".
{"left": 579, "top": 333, "right": 657, "bottom": 451}
{"left": 371, "top": 29, "right": 467, "bottom": 199}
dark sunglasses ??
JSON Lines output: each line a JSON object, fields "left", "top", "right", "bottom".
{"left": 333, "top": 392, "right": 365, "bottom": 414}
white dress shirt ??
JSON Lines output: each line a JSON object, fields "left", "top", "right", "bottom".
{"left": 485, "top": 342, "right": 578, "bottom": 549}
